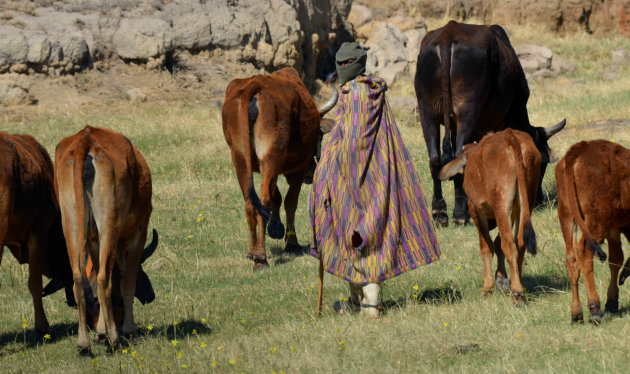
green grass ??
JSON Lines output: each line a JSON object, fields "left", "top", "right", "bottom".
{"left": 1, "top": 23, "right": 630, "bottom": 373}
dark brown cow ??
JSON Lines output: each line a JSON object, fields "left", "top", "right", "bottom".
{"left": 222, "top": 67, "right": 337, "bottom": 269}
{"left": 439, "top": 129, "right": 541, "bottom": 305}
{"left": 55, "top": 126, "right": 154, "bottom": 354}
{"left": 556, "top": 140, "right": 630, "bottom": 324}
{"left": 0, "top": 132, "right": 73, "bottom": 334}
{"left": 415, "top": 20, "right": 565, "bottom": 227}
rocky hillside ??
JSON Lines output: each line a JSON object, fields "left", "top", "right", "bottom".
{"left": 0, "top": 0, "right": 628, "bottom": 109}
{"left": 0, "top": 0, "right": 351, "bottom": 79}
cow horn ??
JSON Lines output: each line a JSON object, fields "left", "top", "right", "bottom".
{"left": 544, "top": 118, "right": 566, "bottom": 139}
{"left": 318, "top": 86, "right": 339, "bottom": 117}
{"left": 140, "top": 229, "right": 159, "bottom": 264}
{"left": 42, "top": 278, "right": 66, "bottom": 297}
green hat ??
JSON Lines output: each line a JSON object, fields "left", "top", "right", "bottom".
{"left": 335, "top": 42, "right": 367, "bottom": 85}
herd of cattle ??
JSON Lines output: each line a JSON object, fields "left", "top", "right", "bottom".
{"left": 0, "top": 20, "right": 629, "bottom": 355}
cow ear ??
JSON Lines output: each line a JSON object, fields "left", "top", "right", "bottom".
{"left": 438, "top": 155, "right": 467, "bottom": 180}
{"left": 320, "top": 118, "right": 335, "bottom": 134}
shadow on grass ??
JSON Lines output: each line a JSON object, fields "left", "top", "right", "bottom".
{"left": 0, "top": 318, "right": 212, "bottom": 354}
{"left": 522, "top": 273, "right": 569, "bottom": 296}
{"left": 0, "top": 321, "right": 77, "bottom": 350}
{"left": 134, "top": 318, "right": 212, "bottom": 342}
{"left": 381, "top": 285, "right": 463, "bottom": 312}
{"left": 270, "top": 244, "right": 310, "bottom": 266}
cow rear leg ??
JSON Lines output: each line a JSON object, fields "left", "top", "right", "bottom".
{"left": 26, "top": 232, "right": 50, "bottom": 334}
{"left": 119, "top": 232, "right": 145, "bottom": 338}
{"left": 470, "top": 207, "right": 495, "bottom": 296}
{"left": 266, "top": 183, "right": 284, "bottom": 240}
{"left": 576, "top": 236, "right": 602, "bottom": 324}
{"left": 496, "top": 211, "right": 524, "bottom": 306}
{"left": 452, "top": 174, "right": 470, "bottom": 225}
{"left": 605, "top": 231, "right": 623, "bottom": 313}
{"left": 419, "top": 112, "right": 448, "bottom": 227}
{"left": 559, "top": 207, "right": 584, "bottom": 323}
{"left": 493, "top": 235, "right": 510, "bottom": 292}
{"left": 283, "top": 173, "right": 303, "bottom": 253}
{"left": 97, "top": 232, "right": 121, "bottom": 351}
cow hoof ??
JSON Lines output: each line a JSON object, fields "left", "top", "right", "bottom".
{"left": 481, "top": 289, "right": 493, "bottom": 298}
{"left": 571, "top": 313, "right": 584, "bottom": 324}
{"left": 453, "top": 217, "right": 471, "bottom": 226}
{"left": 511, "top": 291, "right": 525, "bottom": 307}
{"left": 605, "top": 299, "right": 619, "bottom": 313}
{"left": 246, "top": 253, "right": 254, "bottom": 260}
{"left": 77, "top": 345, "right": 94, "bottom": 357}
{"left": 284, "top": 242, "right": 302, "bottom": 254}
{"left": 106, "top": 343, "right": 121, "bottom": 354}
{"left": 588, "top": 314, "right": 603, "bottom": 326}
{"left": 433, "top": 213, "right": 448, "bottom": 228}
{"left": 267, "top": 219, "right": 285, "bottom": 239}
{"left": 94, "top": 334, "right": 107, "bottom": 345}
{"left": 495, "top": 277, "right": 510, "bottom": 292}
{"left": 253, "top": 259, "right": 269, "bottom": 270}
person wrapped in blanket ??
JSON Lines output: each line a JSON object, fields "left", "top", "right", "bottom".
{"left": 309, "top": 42, "right": 441, "bottom": 317}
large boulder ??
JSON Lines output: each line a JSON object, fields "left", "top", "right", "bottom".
{"left": 0, "top": 74, "right": 35, "bottom": 106}
{"left": 0, "top": 0, "right": 352, "bottom": 80}
{"left": 113, "top": 18, "right": 174, "bottom": 60}
{"left": 365, "top": 23, "right": 409, "bottom": 85}
{"left": 0, "top": 26, "right": 28, "bottom": 72}
{"left": 516, "top": 44, "right": 552, "bottom": 73}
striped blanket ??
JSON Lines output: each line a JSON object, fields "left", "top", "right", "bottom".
{"left": 309, "top": 76, "right": 440, "bottom": 285}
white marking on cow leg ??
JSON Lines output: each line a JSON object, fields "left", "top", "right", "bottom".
{"left": 361, "top": 283, "right": 382, "bottom": 318}
{"left": 435, "top": 46, "right": 441, "bottom": 62}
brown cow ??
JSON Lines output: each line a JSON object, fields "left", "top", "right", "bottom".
{"left": 556, "top": 140, "right": 630, "bottom": 324}
{"left": 222, "top": 67, "right": 337, "bottom": 269}
{"left": 55, "top": 126, "right": 154, "bottom": 354}
{"left": 0, "top": 132, "right": 73, "bottom": 334}
{"left": 415, "top": 20, "right": 565, "bottom": 227}
{"left": 439, "top": 129, "right": 541, "bottom": 305}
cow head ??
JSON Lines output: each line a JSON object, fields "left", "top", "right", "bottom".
{"left": 303, "top": 85, "right": 339, "bottom": 184}
{"left": 530, "top": 118, "right": 566, "bottom": 163}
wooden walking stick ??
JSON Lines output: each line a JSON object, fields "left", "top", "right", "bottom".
{"left": 317, "top": 256, "right": 324, "bottom": 316}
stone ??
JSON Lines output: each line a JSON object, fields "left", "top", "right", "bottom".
{"left": 113, "top": 18, "right": 174, "bottom": 59}
{"left": 348, "top": 3, "right": 373, "bottom": 29}
{"left": 516, "top": 44, "right": 552, "bottom": 73}
{"left": 126, "top": 88, "right": 147, "bottom": 102}
{"left": 552, "top": 57, "right": 577, "bottom": 73}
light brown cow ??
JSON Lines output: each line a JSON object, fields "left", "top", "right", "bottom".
{"left": 55, "top": 126, "right": 154, "bottom": 354}
{"left": 0, "top": 132, "right": 74, "bottom": 334}
{"left": 556, "top": 140, "right": 630, "bottom": 324}
{"left": 439, "top": 129, "right": 541, "bottom": 305}
{"left": 222, "top": 67, "right": 337, "bottom": 269}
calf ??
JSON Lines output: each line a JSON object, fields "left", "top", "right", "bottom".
{"left": 555, "top": 140, "right": 630, "bottom": 324}
{"left": 439, "top": 129, "right": 541, "bottom": 305}
{"left": 0, "top": 132, "right": 73, "bottom": 334}
{"left": 222, "top": 67, "right": 337, "bottom": 269}
{"left": 55, "top": 126, "right": 154, "bottom": 353}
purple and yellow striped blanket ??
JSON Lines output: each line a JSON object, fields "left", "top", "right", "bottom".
{"left": 309, "top": 76, "right": 440, "bottom": 285}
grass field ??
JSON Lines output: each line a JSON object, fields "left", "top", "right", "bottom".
{"left": 1, "top": 21, "right": 630, "bottom": 373}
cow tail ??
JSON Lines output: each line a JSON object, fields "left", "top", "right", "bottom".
{"left": 244, "top": 91, "right": 270, "bottom": 221}
{"left": 441, "top": 41, "right": 454, "bottom": 154}
{"left": 564, "top": 153, "right": 607, "bottom": 262}
{"left": 512, "top": 141, "right": 537, "bottom": 255}
{"left": 72, "top": 139, "right": 97, "bottom": 309}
